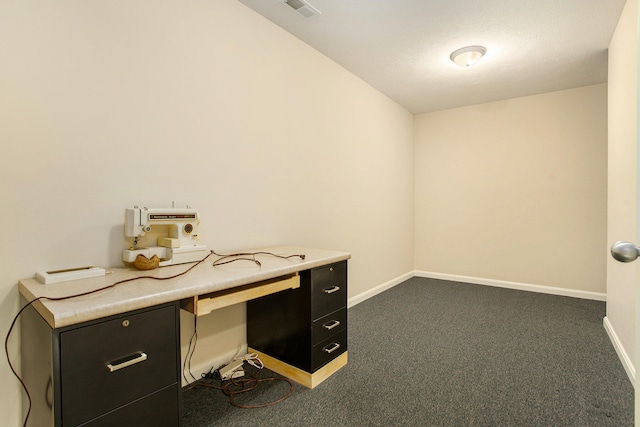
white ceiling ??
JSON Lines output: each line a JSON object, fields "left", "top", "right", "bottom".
{"left": 236, "top": 0, "right": 627, "bottom": 114}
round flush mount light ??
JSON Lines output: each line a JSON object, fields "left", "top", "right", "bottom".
{"left": 450, "top": 45, "right": 487, "bottom": 67}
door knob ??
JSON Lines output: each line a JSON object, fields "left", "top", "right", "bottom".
{"left": 610, "top": 241, "right": 640, "bottom": 263}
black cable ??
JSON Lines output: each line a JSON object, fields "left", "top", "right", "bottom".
{"left": 6, "top": 250, "right": 214, "bottom": 427}
{"left": 183, "top": 315, "right": 199, "bottom": 385}
{"left": 211, "top": 250, "right": 305, "bottom": 267}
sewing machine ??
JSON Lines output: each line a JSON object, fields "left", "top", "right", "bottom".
{"left": 122, "top": 206, "right": 209, "bottom": 267}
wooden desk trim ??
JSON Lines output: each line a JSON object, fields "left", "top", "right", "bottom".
{"left": 180, "top": 273, "right": 300, "bottom": 316}
{"left": 249, "top": 348, "right": 348, "bottom": 389}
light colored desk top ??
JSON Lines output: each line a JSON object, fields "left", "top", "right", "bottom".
{"left": 19, "top": 246, "right": 351, "bottom": 329}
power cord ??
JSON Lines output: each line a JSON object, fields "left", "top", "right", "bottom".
{"left": 201, "top": 366, "right": 220, "bottom": 380}
{"left": 182, "top": 315, "right": 199, "bottom": 385}
{"left": 211, "top": 250, "right": 305, "bottom": 267}
{"left": 235, "top": 352, "right": 264, "bottom": 370}
{"left": 185, "top": 363, "right": 294, "bottom": 409}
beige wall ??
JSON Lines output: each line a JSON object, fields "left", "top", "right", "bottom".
{"left": 606, "top": 0, "right": 638, "bottom": 382}
{"left": 414, "top": 84, "right": 608, "bottom": 294}
{"left": 0, "top": 1, "right": 414, "bottom": 424}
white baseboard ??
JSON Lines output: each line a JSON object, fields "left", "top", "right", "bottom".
{"left": 603, "top": 316, "right": 635, "bottom": 386}
{"left": 348, "top": 271, "right": 414, "bottom": 308}
{"left": 415, "top": 271, "right": 607, "bottom": 301}
{"left": 349, "top": 270, "right": 607, "bottom": 307}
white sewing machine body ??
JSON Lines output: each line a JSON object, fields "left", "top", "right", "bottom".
{"left": 123, "top": 207, "right": 208, "bottom": 267}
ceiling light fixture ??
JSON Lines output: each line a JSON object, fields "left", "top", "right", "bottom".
{"left": 450, "top": 46, "right": 487, "bottom": 67}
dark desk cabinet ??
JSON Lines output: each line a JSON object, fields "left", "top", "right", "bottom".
{"left": 247, "top": 261, "right": 348, "bottom": 373}
{"left": 21, "top": 301, "right": 182, "bottom": 427}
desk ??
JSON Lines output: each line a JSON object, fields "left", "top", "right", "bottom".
{"left": 19, "top": 246, "right": 350, "bottom": 427}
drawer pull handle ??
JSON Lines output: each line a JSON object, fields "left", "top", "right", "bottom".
{"left": 323, "top": 286, "right": 340, "bottom": 294}
{"left": 323, "top": 320, "right": 341, "bottom": 330}
{"left": 323, "top": 343, "right": 340, "bottom": 354}
{"left": 107, "top": 352, "right": 148, "bottom": 373}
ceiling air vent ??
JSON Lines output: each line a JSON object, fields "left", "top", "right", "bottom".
{"left": 283, "top": 0, "right": 321, "bottom": 19}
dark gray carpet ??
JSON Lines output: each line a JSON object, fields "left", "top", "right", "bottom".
{"left": 182, "top": 277, "right": 634, "bottom": 426}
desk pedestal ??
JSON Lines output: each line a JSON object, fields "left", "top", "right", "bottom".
{"left": 247, "top": 260, "right": 348, "bottom": 388}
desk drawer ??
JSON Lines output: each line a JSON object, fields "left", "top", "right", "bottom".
{"left": 310, "top": 261, "right": 347, "bottom": 319}
{"left": 312, "top": 329, "right": 347, "bottom": 372}
{"left": 60, "top": 305, "right": 178, "bottom": 426}
{"left": 312, "top": 308, "right": 347, "bottom": 345}
{"left": 80, "top": 384, "right": 180, "bottom": 427}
